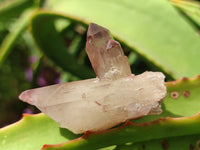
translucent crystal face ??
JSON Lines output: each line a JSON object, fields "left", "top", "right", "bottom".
{"left": 86, "top": 23, "right": 131, "bottom": 80}
{"left": 19, "top": 23, "right": 166, "bottom": 134}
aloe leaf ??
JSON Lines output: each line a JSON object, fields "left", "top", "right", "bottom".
{"left": 42, "top": 0, "right": 200, "bottom": 79}
{"left": 171, "top": 0, "right": 200, "bottom": 27}
{"left": 0, "top": 114, "right": 80, "bottom": 150}
{"left": 30, "top": 14, "right": 95, "bottom": 79}
{"left": 0, "top": 0, "right": 34, "bottom": 24}
{"left": 115, "top": 134, "right": 200, "bottom": 150}
{"left": 1, "top": 75, "right": 200, "bottom": 149}
{"left": 42, "top": 113, "right": 200, "bottom": 150}
{"left": 0, "top": 8, "right": 35, "bottom": 67}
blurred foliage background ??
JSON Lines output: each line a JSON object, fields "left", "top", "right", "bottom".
{"left": 0, "top": 0, "right": 200, "bottom": 129}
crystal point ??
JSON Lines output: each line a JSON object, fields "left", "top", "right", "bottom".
{"left": 86, "top": 23, "right": 131, "bottom": 80}
{"left": 19, "top": 23, "right": 167, "bottom": 134}
{"left": 87, "top": 23, "right": 109, "bottom": 37}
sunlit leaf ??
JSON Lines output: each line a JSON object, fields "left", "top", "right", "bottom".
{"left": 43, "top": 0, "right": 200, "bottom": 79}
{"left": 1, "top": 75, "right": 200, "bottom": 149}
{"left": 171, "top": 0, "right": 200, "bottom": 27}
{"left": 0, "top": 114, "right": 80, "bottom": 150}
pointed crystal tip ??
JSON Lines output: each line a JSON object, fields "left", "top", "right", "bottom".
{"left": 87, "top": 23, "right": 109, "bottom": 37}
{"left": 86, "top": 23, "right": 131, "bottom": 80}
{"left": 19, "top": 89, "right": 36, "bottom": 105}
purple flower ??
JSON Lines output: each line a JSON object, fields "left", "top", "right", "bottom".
{"left": 29, "top": 55, "right": 38, "bottom": 63}
{"left": 54, "top": 77, "right": 61, "bottom": 84}
{"left": 25, "top": 67, "right": 33, "bottom": 82}
{"left": 37, "top": 76, "right": 47, "bottom": 87}
{"left": 23, "top": 108, "right": 33, "bottom": 114}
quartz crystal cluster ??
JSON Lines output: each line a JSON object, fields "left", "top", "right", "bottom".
{"left": 19, "top": 23, "right": 166, "bottom": 134}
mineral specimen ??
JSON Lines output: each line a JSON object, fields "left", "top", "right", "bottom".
{"left": 19, "top": 23, "right": 166, "bottom": 134}
{"left": 86, "top": 23, "right": 131, "bottom": 80}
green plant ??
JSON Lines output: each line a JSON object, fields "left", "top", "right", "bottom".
{"left": 0, "top": 0, "right": 200, "bottom": 149}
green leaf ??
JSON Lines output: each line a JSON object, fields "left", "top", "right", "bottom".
{"left": 165, "top": 76, "right": 200, "bottom": 116}
{"left": 1, "top": 75, "right": 200, "bottom": 149}
{"left": 0, "top": 8, "right": 36, "bottom": 67}
{"left": 115, "top": 134, "right": 200, "bottom": 150}
{"left": 44, "top": 0, "right": 200, "bottom": 79}
{"left": 171, "top": 0, "right": 200, "bottom": 27}
{"left": 30, "top": 13, "right": 95, "bottom": 79}
{"left": 0, "top": 114, "right": 80, "bottom": 150}
{"left": 42, "top": 113, "right": 200, "bottom": 150}
{"left": 0, "top": 0, "right": 34, "bottom": 24}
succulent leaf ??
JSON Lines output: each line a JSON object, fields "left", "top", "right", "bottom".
{"left": 1, "top": 75, "right": 200, "bottom": 149}
{"left": 171, "top": 0, "right": 200, "bottom": 28}
{"left": 0, "top": 114, "right": 80, "bottom": 150}
{"left": 45, "top": 0, "right": 200, "bottom": 79}
{"left": 42, "top": 113, "right": 200, "bottom": 150}
{"left": 115, "top": 134, "right": 200, "bottom": 150}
